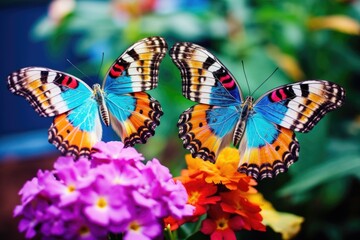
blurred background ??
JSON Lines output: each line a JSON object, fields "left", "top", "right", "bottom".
{"left": 1, "top": 0, "right": 359, "bottom": 239}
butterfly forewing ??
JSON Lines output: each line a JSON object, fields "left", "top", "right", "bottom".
{"left": 103, "top": 36, "right": 167, "bottom": 94}
{"left": 8, "top": 67, "right": 92, "bottom": 117}
{"left": 254, "top": 80, "right": 345, "bottom": 133}
{"left": 170, "top": 42, "right": 243, "bottom": 106}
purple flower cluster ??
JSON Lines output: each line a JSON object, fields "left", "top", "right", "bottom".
{"left": 14, "top": 141, "right": 194, "bottom": 239}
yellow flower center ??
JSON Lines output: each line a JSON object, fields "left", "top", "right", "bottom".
{"left": 129, "top": 221, "right": 141, "bottom": 231}
{"left": 216, "top": 217, "right": 229, "bottom": 230}
{"left": 96, "top": 197, "right": 108, "bottom": 209}
{"left": 188, "top": 191, "right": 201, "bottom": 205}
{"left": 67, "top": 184, "right": 76, "bottom": 193}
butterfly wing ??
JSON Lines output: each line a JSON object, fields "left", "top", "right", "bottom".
{"left": 49, "top": 99, "right": 102, "bottom": 157}
{"left": 170, "top": 42, "right": 243, "bottom": 106}
{"left": 178, "top": 104, "right": 240, "bottom": 162}
{"left": 7, "top": 67, "right": 92, "bottom": 116}
{"left": 254, "top": 80, "right": 345, "bottom": 132}
{"left": 103, "top": 36, "right": 167, "bottom": 94}
{"left": 8, "top": 67, "right": 102, "bottom": 157}
{"left": 237, "top": 113, "right": 299, "bottom": 180}
{"left": 103, "top": 37, "right": 166, "bottom": 145}
{"left": 237, "top": 80, "right": 345, "bottom": 179}
{"left": 171, "top": 42, "right": 244, "bottom": 161}
{"left": 105, "top": 92, "right": 162, "bottom": 146}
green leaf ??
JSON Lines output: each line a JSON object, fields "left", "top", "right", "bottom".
{"left": 278, "top": 154, "right": 360, "bottom": 196}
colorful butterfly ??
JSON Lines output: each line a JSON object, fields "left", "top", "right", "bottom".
{"left": 8, "top": 36, "right": 167, "bottom": 157}
{"left": 170, "top": 42, "right": 345, "bottom": 180}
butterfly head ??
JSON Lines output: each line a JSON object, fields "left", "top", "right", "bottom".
{"left": 242, "top": 96, "right": 255, "bottom": 109}
{"left": 92, "top": 84, "right": 103, "bottom": 101}
{"left": 239, "top": 96, "right": 255, "bottom": 120}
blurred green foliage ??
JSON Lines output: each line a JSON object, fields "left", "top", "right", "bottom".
{"left": 32, "top": 0, "right": 360, "bottom": 239}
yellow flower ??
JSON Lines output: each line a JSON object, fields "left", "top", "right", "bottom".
{"left": 249, "top": 193, "right": 304, "bottom": 240}
{"left": 308, "top": 15, "right": 360, "bottom": 35}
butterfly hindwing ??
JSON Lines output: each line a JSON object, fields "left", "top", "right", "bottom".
{"left": 254, "top": 80, "right": 345, "bottom": 132}
{"left": 237, "top": 113, "right": 299, "bottom": 180}
{"left": 106, "top": 92, "right": 162, "bottom": 146}
{"left": 170, "top": 42, "right": 242, "bottom": 106}
{"left": 103, "top": 36, "right": 167, "bottom": 94}
{"left": 49, "top": 99, "right": 102, "bottom": 157}
{"left": 7, "top": 67, "right": 92, "bottom": 117}
{"left": 178, "top": 104, "right": 239, "bottom": 162}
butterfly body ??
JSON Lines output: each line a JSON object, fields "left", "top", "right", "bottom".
{"left": 92, "top": 83, "right": 110, "bottom": 126}
{"left": 8, "top": 37, "right": 167, "bottom": 157}
{"left": 233, "top": 96, "right": 254, "bottom": 146}
{"left": 170, "top": 42, "right": 345, "bottom": 180}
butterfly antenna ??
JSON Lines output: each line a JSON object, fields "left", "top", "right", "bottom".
{"left": 241, "top": 61, "right": 251, "bottom": 96}
{"left": 250, "top": 67, "right": 279, "bottom": 96}
{"left": 66, "top": 59, "right": 91, "bottom": 80}
{"left": 97, "top": 52, "right": 105, "bottom": 80}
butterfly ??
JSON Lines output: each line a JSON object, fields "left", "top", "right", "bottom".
{"left": 8, "top": 36, "right": 167, "bottom": 157}
{"left": 170, "top": 42, "right": 345, "bottom": 180}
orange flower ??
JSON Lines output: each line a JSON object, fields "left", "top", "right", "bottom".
{"left": 185, "top": 148, "right": 255, "bottom": 191}
{"left": 166, "top": 147, "right": 304, "bottom": 239}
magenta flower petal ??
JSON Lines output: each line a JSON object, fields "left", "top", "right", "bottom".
{"left": 84, "top": 205, "right": 110, "bottom": 226}
{"left": 14, "top": 141, "right": 192, "bottom": 239}
{"left": 91, "top": 141, "right": 144, "bottom": 165}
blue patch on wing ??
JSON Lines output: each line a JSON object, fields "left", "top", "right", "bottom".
{"left": 208, "top": 81, "right": 242, "bottom": 106}
{"left": 228, "top": 88, "right": 241, "bottom": 104}
{"left": 246, "top": 113, "right": 279, "bottom": 148}
{"left": 104, "top": 73, "right": 134, "bottom": 95}
{"left": 61, "top": 82, "right": 93, "bottom": 110}
{"left": 66, "top": 98, "right": 99, "bottom": 132}
{"left": 105, "top": 93, "right": 136, "bottom": 122}
{"left": 254, "top": 96, "right": 287, "bottom": 125}
{"left": 206, "top": 106, "right": 240, "bottom": 137}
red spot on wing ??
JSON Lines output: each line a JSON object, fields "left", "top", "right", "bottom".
{"left": 271, "top": 91, "right": 281, "bottom": 102}
{"left": 219, "top": 74, "right": 235, "bottom": 89}
{"left": 270, "top": 89, "right": 288, "bottom": 102}
{"left": 110, "top": 63, "right": 125, "bottom": 78}
{"left": 279, "top": 89, "right": 287, "bottom": 100}
{"left": 62, "top": 76, "right": 79, "bottom": 89}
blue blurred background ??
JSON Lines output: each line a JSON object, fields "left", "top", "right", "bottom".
{"left": 1, "top": 0, "right": 360, "bottom": 239}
